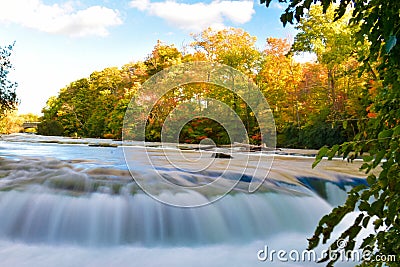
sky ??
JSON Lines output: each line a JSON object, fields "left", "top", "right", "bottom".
{"left": 0, "top": 0, "right": 298, "bottom": 115}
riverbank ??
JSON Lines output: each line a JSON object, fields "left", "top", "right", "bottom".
{"left": 0, "top": 133, "right": 323, "bottom": 156}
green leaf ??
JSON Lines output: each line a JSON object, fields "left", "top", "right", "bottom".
{"left": 342, "top": 120, "right": 347, "bottom": 130}
{"left": 378, "top": 129, "right": 393, "bottom": 140}
{"left": 363, "top": 155, "right": 374, "bottom": 162}
{"left": 378, "top": 175, "right": 388, "bottom": 188}
{"left": 360, "top": 163, "right": 369, "bottom": 170}
{"left": 393, "top": 125, "right": 400, "bottom": 136}
{"left": 295, "top": 6, "right": 304, "bottom": 22}
{"left": 304, "top": 0, "right": 312, "bottom": 9}
{"left": 287, "top": 11, "right": 294, "bottom": 23}
{"left": 327, "top": 144, "right": 339, "bottom": 159}
{"left": 340, "top": 143, "right": 352, "bottom": 159}
{"left": 366, "top": 174, "right": 376, "bottom": 185}
{"left": 385, "top": 35, "right": 397, "bottom": 53}
{"left": 359, "top": 201, "right": 370, "bottom": 212}
{"left": 362, "top": 216, "right": 370, "bottom": 228}
{"left": 387, "top": 199, "right": 399, "bottom": 222}
{"left": 373, "top": 218, "right": 383, "bottom": 230}
{"left": 360, "top": 234, "right": 375, "bottom": 249}
{"left": 313, "top": 146, "right": 329, "bottom": 168}
{"left": 373, "top": 150, "right": 386, "bottom": 168}
{"left": 280, "top": 13, "right": 288, "bottom": 26}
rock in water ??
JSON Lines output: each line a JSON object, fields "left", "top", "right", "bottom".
{"left": 212, "top": 152, "right": 233, "bottom": 159}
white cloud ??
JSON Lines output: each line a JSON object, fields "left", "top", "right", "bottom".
{"left": 130, "top": 0, "right": 150, "bottom": 11}
{"left": 270, "top": 2, "right": 285, "bottom": 10}
{"left": 129, "top": 0, "right": 255, "bottom": 31}
{"left": 0, "top": 0, "right": 122, "bottom": 37}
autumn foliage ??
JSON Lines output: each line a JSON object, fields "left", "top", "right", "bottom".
{"left": 40, "top": 23, "right": 374, "bottom": 148}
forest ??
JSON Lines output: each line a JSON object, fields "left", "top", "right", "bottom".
{"left": 38, "top": 5, "right": 375, "bottom": 149}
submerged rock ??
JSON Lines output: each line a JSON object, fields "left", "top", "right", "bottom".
{"left": 88, "top": 143, "right": 118, "bottom": 148}
{"left": 212, "top": 152, "right": 233, "bottom": 159}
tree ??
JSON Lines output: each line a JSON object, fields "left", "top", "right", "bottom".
{"left": 262, "top": 0, "right": 400, "bottom": 265}
{"left": 0, "top": 42, "right": 18, "bottom": 115}
{"left": 37, "top": 120, "right": 64, "bottom": 136}
{"left": 284, "top": 4, "right": 372, "bottom": 147}
{"left": 291, "top": 5, "right": 368, "bottom": 118}
{"left": 191, "top": 27, "right": 260, "bottom": 75}
{"left": 190, "top": 28, "right": 262, "bottom": 141}
{"left": 41, "top": 61, "right": 147, "bottom": 139}
{"left": 257, "top": 38, "right": 303, "bottom": 129}
{"left": 0, "top": 112, "right": 39, "bottom": 134}
{"left": 0, "top": 110, "right": 23, "bottom": 133}
{"left": 144, "top": 40, "right": 182, "bottom": 76}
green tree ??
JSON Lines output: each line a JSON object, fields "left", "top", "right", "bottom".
{"left": 262, "top": 0, "right": 400, "bottom": 265}
{"left": 144, "top": 40, "right": 182, "bottom": 76}
{"left": 41, "top": 61, "right": 147, "bottom": 139}
{"left": 0, "top": 42, "right": 18, "bottom": 115}
{"left": 85, "top": 67, "right": 124, "bottom": 138}
{"left": 191, "top": 27, "right": 260, "bottom": 75}
{"left": 37, "top": 120, "right": 64, "bottom": 136}
{"left": 190, "top": 28, "right": 262, "bottom": 141}
{"left": 278, "top": 5, "right": 372, "bottom": 148}
{"left": 41, "top": 78, "right": 91, "bottom": 136}
{"left": 291, "top": 5, "right": 369, "bottom": 120}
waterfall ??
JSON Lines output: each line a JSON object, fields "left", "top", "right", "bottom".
{"left": 0, "top": 189, "right": 331, "bottom": 247}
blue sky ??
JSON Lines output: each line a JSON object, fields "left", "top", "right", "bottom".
{"left": 0, "top": 0, "right": 296, "bottom": 115}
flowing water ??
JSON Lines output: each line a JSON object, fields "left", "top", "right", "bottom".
{"left": 0, "top": 134, "right": 368, "bottom": 266}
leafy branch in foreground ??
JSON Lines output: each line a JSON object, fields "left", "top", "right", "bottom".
{"left": 261, "top": 0, "right": 400, "bottom": 266}
{"left": 311, "top": 128, "right": 400, "bottom": 266}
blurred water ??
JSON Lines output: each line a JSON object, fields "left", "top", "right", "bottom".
{"left": 0, "top": 134, "right": 366, "bottom": 266}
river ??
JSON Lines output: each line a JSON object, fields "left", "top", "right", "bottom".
{"left": 0, "top": 133, "right": 367, "bottom": 266}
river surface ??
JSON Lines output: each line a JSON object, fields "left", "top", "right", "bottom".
{"left": 0, "top": 134, "right": 368, "bottom": 266}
